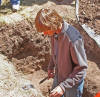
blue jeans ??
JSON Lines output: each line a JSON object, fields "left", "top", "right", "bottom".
{"left": 0, "top": 0, "right": 20, "bottom": 5}
{"left": 52, "top": 76, "right": 84, "bottom": 97}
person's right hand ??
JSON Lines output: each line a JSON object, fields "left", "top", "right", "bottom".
{"left": 48, "top": 69, "right": 54, "bottom": 79}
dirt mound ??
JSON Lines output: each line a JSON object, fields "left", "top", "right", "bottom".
{"left": 0, "top": 20, "right": 50, "bottom": 74}
{"left": 79, "top": 0, "right": 100, "bottom": 35}
{"left": 0, "top": 0, "right": 100, "bottom": 96}
{"left": 0, "top": 19, "right": 100, "bottom": 97}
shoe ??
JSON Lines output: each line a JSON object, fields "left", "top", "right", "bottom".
{"left": 12, "top": 4, "right": 20, "bottom": 12}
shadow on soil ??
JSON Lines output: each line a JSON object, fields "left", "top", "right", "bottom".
{"left": 87, "top": 54, "right": 100, "bottom": 70}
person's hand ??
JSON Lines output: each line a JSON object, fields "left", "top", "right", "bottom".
{"left": 49, "top": 86, "right": 64, "bottom": 97}
{"left": 48, "top": 69, "right": 54, "bottom": 79}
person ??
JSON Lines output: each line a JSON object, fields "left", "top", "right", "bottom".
{"left": 0, "top": 0, "right": 20, "bottom": 11}
{"left": 35, "top": 8, "right": 88, "bottom": 97}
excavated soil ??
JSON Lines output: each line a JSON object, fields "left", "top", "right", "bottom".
{"left": 0, "top": 0, "right": 100, "bottom": 97}
{"left": 0, "top": 19, "right": 100, "bottom": 97}
{"left": 0, "top": 20, "right": 50, "bottom": 73}
{"left": 79, "top": 0, "right": 100, "bottom": 35}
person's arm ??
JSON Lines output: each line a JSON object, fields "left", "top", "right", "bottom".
{"left": 59, "top": 38, "right": 88, "bottom": 92}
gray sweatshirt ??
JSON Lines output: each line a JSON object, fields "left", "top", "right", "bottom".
{"left": 48, "top": 21, "right": 88, "bottom": 92}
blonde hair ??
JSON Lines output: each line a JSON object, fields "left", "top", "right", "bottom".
{"left": 35, "top": 8, "right": 63, "bottom": 32}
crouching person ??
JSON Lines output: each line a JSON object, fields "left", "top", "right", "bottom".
{"left": 35, "top": 8, "right": 88, "bottom": 97}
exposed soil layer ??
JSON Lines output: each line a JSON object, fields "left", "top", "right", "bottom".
{"left": 0, "top": 20, "right": 50, "bottom": 73}
{"left": 0, "top": 20, "right": 100, "bottom": 97}
{"left": 79, "top": 0, "right": 100, "bottom": 35}
{"left": 0, "top": 0, "right": 100, "bottom": 97}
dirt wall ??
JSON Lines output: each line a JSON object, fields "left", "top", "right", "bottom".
{"left": 0, "top": 20, "right": 100, "bottom": 97}
{"left": 0, "top": 20, "right": 50, "bottom": 73}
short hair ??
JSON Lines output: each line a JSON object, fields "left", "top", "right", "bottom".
{"left": 35, "top": 8, "right": 63, "bottom": 32}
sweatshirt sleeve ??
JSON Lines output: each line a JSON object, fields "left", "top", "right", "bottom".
{"left": 59, "top": 38, "right": 88, "bottom": 92}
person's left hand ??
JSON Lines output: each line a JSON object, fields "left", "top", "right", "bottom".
{"left": 49, "top": 86, "right": 64, "bottom": 97}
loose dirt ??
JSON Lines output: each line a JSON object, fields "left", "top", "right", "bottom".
{"left": 0, "top": 54, "right": 44, "bottom": 97}
{"left": 0, "top": 0, "right": 100, "bottom": 97}
{"left": 0, "top": 19, "right": 100, "bottom": 97}
{"left": 79, "top": 0, "right": 100, "bottom": 35}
